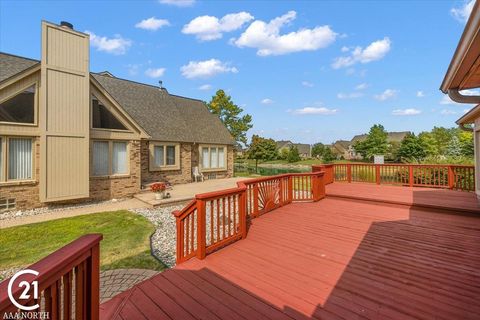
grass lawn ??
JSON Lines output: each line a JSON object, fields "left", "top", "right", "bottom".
{"left": 0, "top": 211, "right": 166, "bottom": 278}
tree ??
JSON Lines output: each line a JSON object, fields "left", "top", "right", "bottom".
{"left": 311, "top": 143, "right": 325, "bottom": 158}
{"left": 207, "top": 90, "right": 253, "bottom": 145}
{"left": 431, "top": 126, "right": 455, "bottom": 156}
{"left": 247, "top": 135, "right": 277, "bottom": 171}
{"left": 418, "top": 132, "right": 438, "bottom": 157}
{"left": 353, "top": 124, "right": 389, "bottom": 160}
{"left": 446, "top": 135, "right": 462, "bottom": 157}
{"left": 322, "top": 147, "right": 336, "bottom": 163}
{"left": 286, "top": 146, "right": 301, "bottom": 163}
{"left": 396, "top": 133, "right": 426, "bottom": 162}
{"left": 458, "top": 130, "right": 474, "bottom": 157}
{"left": 278, "top": 148, "right": 290, "bottom": 160}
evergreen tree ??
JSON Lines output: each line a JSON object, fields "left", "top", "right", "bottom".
{"left": 446, "top": 135, "right": 462, "bottom": 157}
{"left": 286, "top": 146, "right": 301, "bottom": 163}
{"left": 397, "top": 133, "right": 426, "bottom": 162}
{"left": 353, "top": 124, "right": 389, "bottom": 160}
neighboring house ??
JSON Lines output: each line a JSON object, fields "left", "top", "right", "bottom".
{"left": 0, "top": 21, "right": 234, "bottom": 211}
{"left": 234, "top": 142, "right": 246, "bottom": 157}
{"left": 276, "top": 140, "right": 311, "bottom": 158}
{"left": 441, "top": 2, "right": 480, "bottom": 197}
{"left": 332, "top": 131, "right": 409, "bottom": 160}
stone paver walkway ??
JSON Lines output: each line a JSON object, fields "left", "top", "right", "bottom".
{"left": 0, "top": 198, "right": 146, "bottom": 229}
{"left": 100, "top": 269, "right": 159, "bottom": 303}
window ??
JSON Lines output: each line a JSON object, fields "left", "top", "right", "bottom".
{"left": 0, "top": 137, "right": 34, "bottom": 182}
{"left": 92, "top": 140, "right": 129, "bottom": 176}
{"left": 149, "top": 142, "right": 180, "bottom": 171}
{"left": 200, "top": 146, "right": 227, "bottom": 170}
{"left": 91, "top": 95, "right": 127, "bottom": 130}
{"left": 0, "top": 85, "right": 35, "bottom": 124}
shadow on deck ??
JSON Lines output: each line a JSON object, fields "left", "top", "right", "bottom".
{"left": 101, "top": 188, "right": 480, "bottom": 319}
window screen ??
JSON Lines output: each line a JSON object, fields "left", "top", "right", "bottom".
{"left": 0, "top": 85, "right": 35, "bottom": 124}
{"left": 112, "top": 142, "right": 127, "bottom": 174}
{"left": 8, "top": 138, "right": 32, "bottom": 180}
{"left": 93, "top": 141, "right": 109, "bottom": 176}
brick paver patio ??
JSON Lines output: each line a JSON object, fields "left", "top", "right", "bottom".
{"left": 100, "top": 269, "right": 159, "bottom": 303}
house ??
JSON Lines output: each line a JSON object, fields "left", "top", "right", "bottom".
{"left": 0, "top": 21, "right": 234, "bottom": 211}
{"left": 441, "top": 1, "right": 480, "bottom": 198}
{"left": 276, "top": 140, "right": 311, "bottom": 158}
{"left": 332, "top": 131, "right": 409, "bottom": 160}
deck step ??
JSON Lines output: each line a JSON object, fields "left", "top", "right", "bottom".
{"left": 326, "top": 193, "right": 480, "bottom": 215}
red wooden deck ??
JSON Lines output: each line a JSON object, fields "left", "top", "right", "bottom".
{"left": 100, "top": 185, "right": 480, "bottom": 320}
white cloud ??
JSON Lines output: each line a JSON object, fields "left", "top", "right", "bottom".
{"left": 451, "top": 0, "right": 475, "bottom": 23}
{"left": 440, "top": 109, "right": 457, "bottom": 115}
{"left": 233, "top": 11, "right": 337, "bottom": 56}
{"left": 392, "top": 108, "right": 421, "bottom": 116}
{"left": 198, "top": 84, "right": 212, "bottom": 90}
{"left": 374, "top": 89, "right": 397, "bottom": 101}
{"left": 332, "top": 37, "right": 391, "bottom": 69}
{"left": 355, "top": 83, "right": 368, "bottom": 90}
{"left": 341, "top": 46, "right": 350, "bottom": 52}
{"left": 135, "top": 17, "right": 170, "bottom": 31}
{"left": 159, "top": 0, "right": 195, "bottom": 7}
{"left": 182, "top": 12, "right": 254, "bottom": 41}
{"left": 416, "top": 90, "right": 425, "bottom": 97}
{"left": 292, "top": 107, "right": 338, "bottom": 115}
{"left": 301, "top": 81, "right": 314, "bottom": 87}
{"left": 180, "top": 59, "right": 238, "bottom": 79}
{"left": 261, "top": 98, "right": 274, "bottom": 104}
{"left": 85, "top": 31, "right": 131, "bottom": 55}
{"left": 337, "top": 92, "right": 363, "bottom": 99}
{"left": 145, "top": 67, "right": 166, "bottom": 78}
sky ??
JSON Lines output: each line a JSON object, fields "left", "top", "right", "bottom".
{"left": 0, "top": 0, "right": 477, "bottom": 144}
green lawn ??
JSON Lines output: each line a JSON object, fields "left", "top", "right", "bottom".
{"left": 0, "top": 211, "right": 166, "bottom": 278}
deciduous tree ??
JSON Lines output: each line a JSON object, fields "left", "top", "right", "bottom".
{"left": 247, "top": 135, "right": 277, "bottom": 171}
{"left": 353, "top": 124, "right": 389, "bottom": 160}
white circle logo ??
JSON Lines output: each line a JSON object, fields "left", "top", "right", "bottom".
{"left": 7, "top": 269, "right": 40, "bottom": 311}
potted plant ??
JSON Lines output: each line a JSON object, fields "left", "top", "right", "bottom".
{"left": 151, "top": 182, "right": 167, "bottom": 200}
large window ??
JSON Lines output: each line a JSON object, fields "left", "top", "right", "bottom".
{"left": 92, "top": 140, "right": 129, "bottom": 176}
{"left": 149, "top": 142, "right": 180, "bottom": 171}
{"left": 0, "top": 85, "right": 35, "bottom": 124}
{"left": 0, "top": 137, "right": 34, "bottom": 182}
{"left": 200, "top": 146, "right": 226, "bottom": 170}
{"left": 91, "top": 95, "right": 127, "bottom": 130}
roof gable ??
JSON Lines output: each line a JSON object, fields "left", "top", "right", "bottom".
{"left": 0, "top": 52, "right": 39, "bottom": 84}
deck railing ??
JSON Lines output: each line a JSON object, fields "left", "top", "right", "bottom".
{"left": 173, "top": 171, "right": 326, "bottom": 264}
{"left": 329, "top": 163, "right": 475, "bottom": 191}
{"left": 0, "top": 234, "right": 102, "bottom": 320}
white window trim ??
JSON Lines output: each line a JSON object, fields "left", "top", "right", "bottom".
{"left": 91, "top": 140, "right": 130, "bottom": 177}
{"left": 0, "top": 82, "right": 38, "bottom": 127}
{"left": 0, "top": 136, "right": 35, "bottom": 184}
{"left": 199, "top": 144, "right": 227, "bottom": 172}
{"left": 149, "top": 142, "right": 180, "bottom": 171}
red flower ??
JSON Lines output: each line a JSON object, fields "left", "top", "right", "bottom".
{"left": 151, "top": 182, "right": 166, "bottom": 192}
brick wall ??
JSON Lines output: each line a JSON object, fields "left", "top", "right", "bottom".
{"left": 140, "top": 141, "right": 193, "bottom": 186}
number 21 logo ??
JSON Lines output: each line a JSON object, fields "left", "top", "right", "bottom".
{"left": 7, "top": 269, "right": 40, "bottom": 311}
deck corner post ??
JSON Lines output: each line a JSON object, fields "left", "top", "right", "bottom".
{"left": 86, "top": 242, "right": 100, "bottom": 320}
{"left": 347, "top": 164, "right": 352, "bottom": 183}
{"left": 196, "top": 199, "right": 207, "bottom": 259}
{"left": 375, "top": 165, "right": 381, "bottom": 185}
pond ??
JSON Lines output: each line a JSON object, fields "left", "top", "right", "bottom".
{"left": 234, "top": 163, "right": 310, "bottom": 176}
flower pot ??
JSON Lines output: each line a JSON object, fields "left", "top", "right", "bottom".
{"left": 154, "top": 192, "right": 165, "bottom": 200}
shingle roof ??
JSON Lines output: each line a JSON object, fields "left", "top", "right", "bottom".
{"left": 0, "top": 52, "right": 39, "bottom": 83}
{"left": 92, "top": 73, "right": 234, "bottom": 145}
{"left": 351, "top": 131, "right": 410, "bottom": 143}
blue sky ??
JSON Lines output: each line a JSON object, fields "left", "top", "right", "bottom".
{"left": 0, "top": 0, "right": 477, "bottom": 144}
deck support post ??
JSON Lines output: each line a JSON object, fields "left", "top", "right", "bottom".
{"left": 86, "top": 243, "right": 100, "bottom": 320}
{"left": 409, "top": 166, "right": 414, "bottom": 187}
{"left": 288, "top": 176, "right": 294, "bottom": 202}
{"left": 196, "top": 199, "right": 206, "bottom": 260}
{"left": 347, "top": 164, "right": 352, "bottom": 183}
{"left": 239, "top": 190, "right": 247, "bottom": 239}
{"left": 375, "top": 165, "right": 381, "bottom": 185}
{"left": 448, "top": 166, "right": 455, "bottom": 189}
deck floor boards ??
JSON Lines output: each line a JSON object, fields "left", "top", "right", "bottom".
{"left": 101, "top": 185, "right": 480, "bottom": 320}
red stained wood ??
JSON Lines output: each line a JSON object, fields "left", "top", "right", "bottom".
{"left": 101, "top": 195, "right": 480, "bottom": 319}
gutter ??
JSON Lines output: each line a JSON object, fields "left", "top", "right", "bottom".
{"left": 447, "top": 88, "right": 480, "bottom": 104}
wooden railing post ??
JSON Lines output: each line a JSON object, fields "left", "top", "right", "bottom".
{"left": 252, "top": 184, "right": 259, "bottom": 218}
{"left": 196, "top": 199, "right": 206, "bottom": 260}
{"left": 239, "top": 190, "right": 247, "bottom": 239}
{"left": 409, "top": 166, "right": 414, "bottom": 187}
{"left": 375, "top": 165, "right": 381, "bottom": 185}
{"left": 448, "top": 165, "right": 455, "bottom": 189}
{"left": 288, "top": 175, "right": 294, "bottom": 202}
{"left": 347, "top": 164, "right": 352, "bottom": 183}
{"left": 173, "top": 211, "right": 184, "bottom": 263}
{"left": 86, "top": 243, "right": 100, "bottom": 320}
